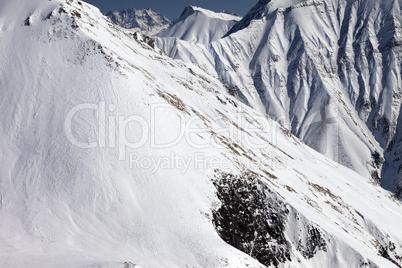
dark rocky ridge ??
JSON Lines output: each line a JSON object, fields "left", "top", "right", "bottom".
{"left": 212, "top": 171, "right": 328, "bottom": 266}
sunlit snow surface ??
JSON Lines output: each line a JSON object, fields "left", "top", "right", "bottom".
{"left": 154, "top": 0, "right": 402, "bottom": 198}
{"left": 0, "top": 0, "right": 401, "bottom": 267}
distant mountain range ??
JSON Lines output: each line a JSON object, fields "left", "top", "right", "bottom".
{"left": 107, "top": 3, "right": 402, "bottom": 199}
{"left": 153, "top": 0, "right": 402, "bottom": 199}
{"left": 106, "top": 8, "right": 171, "bottom": 33}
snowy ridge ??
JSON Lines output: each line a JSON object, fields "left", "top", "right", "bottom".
{"left": 1, "top": 0, "right": 402, "bottom": 267}
{"left": 155, "top": 0, "right": 402, "bottom": 198}
{"left": 180, "top": 6, "right": 242, "bottom": 21}
{"left": 156, "top": 6, "right": 241, "bottom": 44}
{"left": 226, "top": 0, "right": 323, "bottom": 36}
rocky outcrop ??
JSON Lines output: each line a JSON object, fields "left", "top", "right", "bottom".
{"left": 212, "top": 171, "right": 328, "bottom": 267}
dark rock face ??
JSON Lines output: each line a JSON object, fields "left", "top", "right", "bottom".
{"left": 212, "top": 172, "right": 291, "bottom": 267}
{"left": 211, "top": 171, "right": 330, "bottom": 266}
{"left": 297, "top": 225, "right": 327, "bottom": 259}
{"left": 379, "top": 245, "right": 402, "bottom": 268}
{"left": 225, "top": 0, "right": 270, "bottom": 36}
{"left": 178, "top": 6, "right": 196, "bottom": 21}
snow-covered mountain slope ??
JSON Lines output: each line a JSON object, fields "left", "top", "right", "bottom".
{"left": 106, "top": 8, "right": 170, "bottom": 33}
{"left": 154, "top": 0, "right": 402, "bottom": 198}
{"left": 156, "top": 6, "right": 241, "bottom": 44}
{"left": 1, "top": 0, "right": 402, "bottom": 267}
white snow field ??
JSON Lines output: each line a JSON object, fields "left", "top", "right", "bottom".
{"left": 157, "top": 6, "right": 241, "bottom": 45}
{"left": 0, "top": 0, "right": 401, "bottom": 267}
{"left": 154, "top": 0, "right": 402, "bottom": 199}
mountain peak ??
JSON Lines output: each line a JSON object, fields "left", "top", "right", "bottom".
{"left": 157, "top": 6, "right": 241, "bottom": 43}
{"left": 106, "top": 8, "right": 170, "bottom": 33}
{"left": 226, "top": 0, "right": 315, "bottom": 36}
{"left": 178, "top": 5, "right": 196, "bottom": 20}
{"left": 178, "top": 5, "right": 241, "bottom": 22}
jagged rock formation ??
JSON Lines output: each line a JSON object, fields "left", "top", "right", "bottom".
{"left": 213, "top": 172, "right": 292, "bottom": 266}
{"left": 212, "top": 171, "right": 402, "bottom": 267}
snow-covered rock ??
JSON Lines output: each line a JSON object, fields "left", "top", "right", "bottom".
{"left": 106, "top": 8, "right": 170, "bottom": 33}
{"left": 156, "top": 6, "right": 241, "bottom": 44}
{"left": 1, "top": 0, "right": 402, "bottom": 267}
